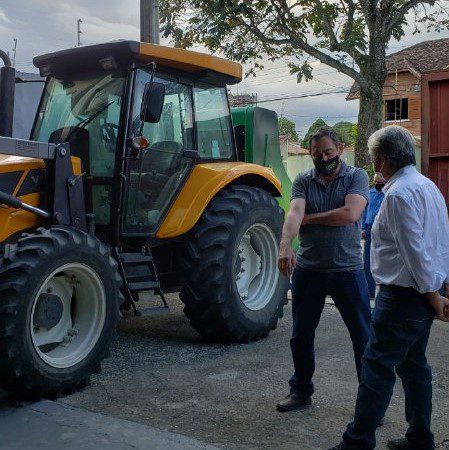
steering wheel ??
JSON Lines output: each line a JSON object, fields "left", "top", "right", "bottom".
{"left": 100, "top": 123, "right": 119, "bottom": 144}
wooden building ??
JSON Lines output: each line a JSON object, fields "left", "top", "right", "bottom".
{"left": 347, "top": 38, "right": 449, "bottom": 140}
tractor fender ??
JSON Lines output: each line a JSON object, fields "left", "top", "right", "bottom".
{"left": 156, "top": 162, "right": 282, "bottom": 239}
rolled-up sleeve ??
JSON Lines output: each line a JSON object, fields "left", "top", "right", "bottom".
{"left": 388, "top": 194, "right": 442, "bottom": 293}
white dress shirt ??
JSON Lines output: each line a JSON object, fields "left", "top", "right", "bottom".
{"left": 371, "top": 165, "right": 449, "bottom": 293}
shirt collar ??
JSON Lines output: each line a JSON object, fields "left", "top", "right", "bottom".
{"left": 382, "top": 165, "right": 416, "bottom": 194}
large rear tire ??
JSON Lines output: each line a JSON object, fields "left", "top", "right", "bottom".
{"left": 180, "top": 185, "right": 288, "bottom": 343}
{"left": 0, "top": 226, "right": 122, "bottom": 397}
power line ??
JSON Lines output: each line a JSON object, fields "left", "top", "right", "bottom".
{"left": 287, "top": 113, "right": 358, "bottom": 119}
{"left": 237, "top": 68, "right": 347, "bottom": 88}
{"left": 255, "top": 88, "right": 349, "bottom": 104}
{"left": 255, "top": 84, "right": 351, "bottom": 101}
{"left": 239, "top": 66, "right": 341, "bottom": 83}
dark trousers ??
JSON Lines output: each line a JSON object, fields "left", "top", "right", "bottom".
{"left": 343, "top": 285, "right": 435, "bottom": 449}
{"left": 289, "top": 267, "right": 371, "bottom": 397}
{"left": 363, "top": 227, "right": 376, "bottom": 298}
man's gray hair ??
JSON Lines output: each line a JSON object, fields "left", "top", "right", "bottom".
{"left": 368, "top": 125, "right": 416, "bottom": 171}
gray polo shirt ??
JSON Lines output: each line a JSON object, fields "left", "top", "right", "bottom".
{"left": 291, "top": 162, "right": 369, "bottom": 272}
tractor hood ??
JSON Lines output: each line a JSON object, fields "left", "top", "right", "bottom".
{"left": 0, "top": 154, "right": 46, "bottom": 243}
{"left": 0, "top": 154, "right": 46, "bottom": 197}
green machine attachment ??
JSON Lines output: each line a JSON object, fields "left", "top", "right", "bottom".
{"left": 231, "top": 105, "right": 299, "bottom": 250}
{"left": 231, "top": 106, "right": 292, "bottom": 213}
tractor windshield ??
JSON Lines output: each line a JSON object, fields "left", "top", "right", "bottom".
{"left": 32, "top": 70, "right": 125, "bottom": 178}
{"left": 32, "top": 70, "right": 126, "bottom": 225}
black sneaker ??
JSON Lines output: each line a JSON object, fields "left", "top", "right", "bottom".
{"left": 276, "top": 393, "right": 312, "bottom": 412}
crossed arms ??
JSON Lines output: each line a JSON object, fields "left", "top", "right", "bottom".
{"left": 277, "top": 194, "right": 367, "bottom": 277}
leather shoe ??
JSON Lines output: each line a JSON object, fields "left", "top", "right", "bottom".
{"left": 387, "top": 438, "right": 433, "bottom": 450}
{"left": 276, "top": 393, "right": 311, "bottom": 412}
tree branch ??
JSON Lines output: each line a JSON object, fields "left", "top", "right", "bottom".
{"left": 310, "top": 0, "right": 342, "bottom": 51}
{"left": 343, "top": 0, "right": 356, "bottom": 42}
{"left": 281, "top": 26, "right": 366, "bottom": 86}
{"left": 385, "top": 0, "right": 436, "bottom": 35}
{"left": 275, "top": 0, "right": 366, "bottom": 85}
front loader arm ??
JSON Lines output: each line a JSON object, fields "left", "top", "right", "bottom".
{"left": 0, "top": 136, "right": 86, "bottom": 243}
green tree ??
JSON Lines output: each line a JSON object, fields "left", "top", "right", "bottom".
{"left": 301, "top": 118, "right": 328, "bottom": 149}
{"left": 332, "top": 121, "right": 357, "bottom": 146}
{"left": 278, "top": 116, "right": 299, "bottom": 142}
{"left": 160, "top": 0, "right": 449, "bottom": 167}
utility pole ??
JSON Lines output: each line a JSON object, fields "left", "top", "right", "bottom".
{"left": 140, "top": 0, "right": 160, "bottom": 44}
{"left": 77, "top": 19, "right": 83, "bottom": 47}
{"left": 12, "top": 39, "right": 17, "bottom": 68}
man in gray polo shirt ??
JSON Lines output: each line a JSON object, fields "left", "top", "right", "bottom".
{"left": 277, "top": 127, "right": 371, "bottom": 412}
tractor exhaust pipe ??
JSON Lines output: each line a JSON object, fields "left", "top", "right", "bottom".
{"left": 0, "top": 49, "right": 15, "bottom": 137}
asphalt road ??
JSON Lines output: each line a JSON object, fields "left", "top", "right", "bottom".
{"left": 1, "top": 293, "right": 448, "bottom": 449}
{"left": 60, "top": 294, "right": 449, "bottom": 450}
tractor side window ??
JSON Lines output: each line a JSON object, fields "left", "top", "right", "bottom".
{"left": 130, "top": 72, "right": 194, "bottom": 149}
{"left": 193, "top": 85, "right": 234, "bottom": 159}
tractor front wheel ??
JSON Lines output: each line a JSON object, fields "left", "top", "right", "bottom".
{"left": 0, "top": 226, "right": 122, "bottom": 397}
{"left": 180, "top": 185, "right": 288, "bottom": 343}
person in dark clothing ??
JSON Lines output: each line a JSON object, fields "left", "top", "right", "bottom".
{"left": 328, "top": 125, "right": 449, "bottom": 450}
{"left": 361, "top": 173, "right": 385, "bottom": 299}
{"left": 277, "top": 127, "right": 371, "bottom": 412}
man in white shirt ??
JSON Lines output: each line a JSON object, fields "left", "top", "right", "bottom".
{"left": 329, "top": 125, "right": 449, "bottom": 450}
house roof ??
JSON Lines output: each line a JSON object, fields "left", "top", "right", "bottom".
{"left": 346, "top": 38, "right": 449, "bottom": 100}
{"left": 288, "top": 144, "right": 309, "bottom": 155}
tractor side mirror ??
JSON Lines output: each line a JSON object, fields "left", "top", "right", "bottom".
{"left": 140, "top": 81, "right": 165, "bottom": 123}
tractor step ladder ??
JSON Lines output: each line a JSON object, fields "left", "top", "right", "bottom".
{"left": 116, "top": 249, "right": 169, "bottom": 317}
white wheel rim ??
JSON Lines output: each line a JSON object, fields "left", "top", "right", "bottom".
{"left": 234, "top": 223, "right": 279, "bottom": 311}
{"left": 30, "top": 263, "right": 106, "bottom": 369}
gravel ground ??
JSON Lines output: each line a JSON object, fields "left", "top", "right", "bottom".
{"left": 51, "top": 293, "right": 449, "bottom": 450}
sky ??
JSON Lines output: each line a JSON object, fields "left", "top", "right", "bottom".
{"left": 1, "top": 0, "right": 449, "bottom": 139}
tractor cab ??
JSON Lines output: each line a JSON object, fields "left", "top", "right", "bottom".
{"left": 30, "top": 41, "right": 242, "bottom": 241}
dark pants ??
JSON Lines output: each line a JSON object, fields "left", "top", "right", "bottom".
{"left": 289, "top": 267, "right": 371, "bottom": 397}
{"left": 343, "top": 284, "right": 435, "bottom": 449}
{"left": 363, "top": 227, "right": 376, "bottom": 298}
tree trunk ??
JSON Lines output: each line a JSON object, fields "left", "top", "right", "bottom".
{"left": 354, "top": 83, "right": 384, "bottom": 168}
{"left": 354, "top": 25, "right": 387, "bottom": 169}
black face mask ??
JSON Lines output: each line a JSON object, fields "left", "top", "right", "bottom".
{"left": 374, "top": 183, "right": 385, "bottom": 191}
{"left": 313, "top": 155, "right": 340, "bottom": 176}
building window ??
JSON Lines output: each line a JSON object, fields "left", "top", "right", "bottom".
{"left": 385, "top": 98, "right": 408, "bottom": 121}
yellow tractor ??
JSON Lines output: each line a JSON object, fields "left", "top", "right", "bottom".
{"left": 0, "top": 41, "right": 287, "bottom": 397}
